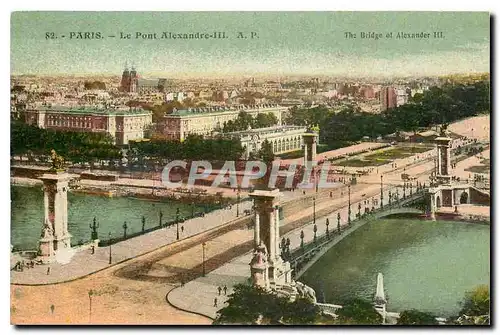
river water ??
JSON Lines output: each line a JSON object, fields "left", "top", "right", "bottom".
{"left": 300, "top": 218, "right": 490, "bottom": 317}
{"left": 11, "top": 186, "right": 205, "bottom": 250}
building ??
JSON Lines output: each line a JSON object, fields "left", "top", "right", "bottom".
{"left": 380, "top": 86, "right": 397, "bottom": 111}
{"left": 160, "top": 104, "right": 287, "bottom": 141}
{"left": 23, "top": 105, "right": 152, "bottom": 145}
{"left": 222, "top": 125, "right": 307, "bottom": 159}
{"left": 396, "top": 89, "right": 409, "bottom": 107}
{"left": 120, "top": 65, "right": 166, "bottom": 94}
{"left": 120, "top": 66, "right": 138, "bottom": 93}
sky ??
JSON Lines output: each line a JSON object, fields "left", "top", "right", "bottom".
{"left": 10, "top": 11, "right": 490, "bottom": 78}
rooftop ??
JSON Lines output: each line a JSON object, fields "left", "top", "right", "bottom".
{"left": 28, "top": 105, "right": 152, "bottom": 116}
{"left": 224, "top": 125, "right": 306, "bottom": 136}
{"left": 168, "top": 104, "right": 284, "bottom": 117}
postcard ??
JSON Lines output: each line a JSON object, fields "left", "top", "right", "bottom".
{"left": 10, "top": 11, "right": 490, "bottom": 325}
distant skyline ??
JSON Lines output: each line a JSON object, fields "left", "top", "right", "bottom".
{"left": 11, "top": 12, "right": 490, "bottom": 78}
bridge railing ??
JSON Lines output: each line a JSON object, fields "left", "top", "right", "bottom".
{"left": 282, "top": 188, "right": 426, "bottom": 264}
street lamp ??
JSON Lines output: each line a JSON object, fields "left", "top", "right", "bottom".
{"left": 108, "top": 232, "right": 112, "bottom": 264}
{"left": 88, "top": 290, "right": 94, "bottom": 323}
{"left": 348, "top": 185, "right": 351, "bottom": 225}
{"left": 236, "top": 187, "right": 241, "bottom": 217}
{"left": 337, "top": 212, "right": 341, "bottom": 234}
{"left": 313, "top": 197, "right": 316, "bottom": 224}
{"left": 300, "top": 230, "right": 305, "bottom": 249}
{"left": 380, "top": 175, "right": 384, "bottom": 209}
{"left": 176, "top": 208, "right": 180, "bottom": 240}
{"left": 202, "top": 242, "right": 206, "bottom": 277}
{"left": 326, "top": 218, "right": 330, "bottom": 237}
{"left": 122, "top": 221, "right": 128, "bottom": 239}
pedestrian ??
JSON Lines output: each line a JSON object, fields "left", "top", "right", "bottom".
{"left": 214, "top": 297, "right": 218, "bottom": 307}
{"left": 223, "top": 285, "right": 227, "bottom": 295}
{"left": 217, "top": 286, "right": 222, "bottom": 295}
{"left": 50, "top": 304, "right": 55, "bottom": 314}
{"left": 181, "top": 226, "right": 184, "bottom": 233}
{"left": 46, "top": 266, "right": 50, "bottom": 275}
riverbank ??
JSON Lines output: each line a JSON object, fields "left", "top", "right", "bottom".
{"left": 11, "top": 176, "right": 244, "bottom": 205}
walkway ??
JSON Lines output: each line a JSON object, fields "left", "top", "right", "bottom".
{"left": 10, "top": 201, "right": 253, "bottom": 285}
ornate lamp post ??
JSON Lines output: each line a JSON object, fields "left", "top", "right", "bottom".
{"left": 313, "top": 223, "right": 317, "bottom": 243}
{"left": 337, "top": 212, "right": 341, "bottom": 234}
{"left": 300, "top": 230, "right": 305, "bottom": 249}
{"left": 176, "top": 207, "right": 180, "bottom": 240}
{"left": 141, "top": 216, "right": 146, "bottom": 233}
{"left": 313, "top": 197, "right": 316, "bottom": 224}
{"left": 348, "top": 185, "right": 351, "bottom": 225}
{"left": 380, "top": 175, "right": 384, "bottom": 209}
{"left": 122, "top": 221, "right": 128, "bottom": 239}
{"left": 403, "top": 182, "right": 406, "bottom": 199}
{"left": 388, "top": 190, "right": 392, "bottom": 206}
{"left": 108, "top": 232, "right": 112, "bottom": 264}
{"left": 358, "top": 202, "right": 361, "bottom": 218}
{"left": 90, "top": 217, "right": 99, "bottom": 241}
{"left": 326, "top": 218, "right": 330, "bottom": 237}
{"left": 236, "top": 187, "right": 241, "bottom": 217}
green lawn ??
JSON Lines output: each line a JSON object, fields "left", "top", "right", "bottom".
{"left": 364, "top": 146, "right": 432, "bottom": 160}
{"left": 338, "top": 158, "right": 389, "bottom": 167}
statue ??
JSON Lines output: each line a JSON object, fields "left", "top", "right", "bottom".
{"left": 295, "top": 281, "right": 317, "bottom": 303}
{"left": 439, "top": 123, "right": 449, "bottom": 137}
{"left": 40, "top": 222, "right": 54, "bottom": 239}
{"left": 49, "top": 149, "right": 66, "bottom": 172}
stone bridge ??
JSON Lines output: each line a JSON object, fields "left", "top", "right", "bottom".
{"left": 282, "top": 190, "right": 426, "bottom": 279}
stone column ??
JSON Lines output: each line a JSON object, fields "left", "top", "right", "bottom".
{"left": 275, "top": 206, "right": 280, "bottom": 258}
{"left": 268, "top": 208, "right": 276, "bottom": 261}
{"left": 39, "top": 172, "right": 72, "bottom": 262}
{"left": 254, "top": 212, "right": 261, "bottom": 247}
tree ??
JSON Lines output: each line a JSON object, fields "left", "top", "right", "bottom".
{"left": 336, "top": 299, "right": 382, "bottom": 325}
{"left": 397, "top": 309, "right": 438, "bottom": 325}
{"left": 459, "top": 285, "right": 490, "bottom": 317}
{"left": 257, "top": 139, "right": 274, "bottom": 163}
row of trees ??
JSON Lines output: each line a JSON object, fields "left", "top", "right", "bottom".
{"left": 11, "top": 121, "right": 121, "bottom": 164}
{"left": 222, "top": 111, "right": 278, "bottom": 133}
{"left": 128, "top": 134, "right": 245, "bottom": 163}
{"left": 83, "top": 81, "right": 106, "bottom": 90}
{"left": 285, "top": 81, "right": 490, "bottom": 149}
{"left": 214, "top": 284, "right": 490, "bottom": 325}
